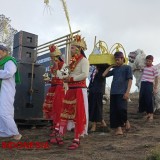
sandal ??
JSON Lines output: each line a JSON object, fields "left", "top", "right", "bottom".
{"left": 49, "top": 138, "right": 57, "bottom": 144}
{"left": 49, "top": 137, "right": 64, "bottom": 145}
{"left": 68, "top": 140, "right": 80, "bottom": 150}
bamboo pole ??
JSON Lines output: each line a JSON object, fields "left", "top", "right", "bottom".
{"left": 37, "top": 30, "right": 80, "bottom": 48}
{"left": 37, "top": 30, "right": 80, "bottom": 55}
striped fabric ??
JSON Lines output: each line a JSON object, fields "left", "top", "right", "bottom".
{"left": 141, "top": 66, "right": 159, "bottom": 83}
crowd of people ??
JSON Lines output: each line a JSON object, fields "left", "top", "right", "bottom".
{"left": 0, "top": 34, "right": 159, "bottom": 150}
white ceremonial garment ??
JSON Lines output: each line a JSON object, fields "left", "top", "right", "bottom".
{"left": 67, "top": 57, "right": 89, "bottom": 136}
{"left": 0, "top": 60, "right": 19, "bottom": 137}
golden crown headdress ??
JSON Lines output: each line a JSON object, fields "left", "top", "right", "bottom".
{"left": 71, "top": 35, "right": 87, "bottom": 51}
{"left": 49, "top": 44, "right": 61, "bottom": 56}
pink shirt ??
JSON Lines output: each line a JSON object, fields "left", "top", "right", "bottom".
{"left": 141, "top": 66, "right": 158, "bottom": 83}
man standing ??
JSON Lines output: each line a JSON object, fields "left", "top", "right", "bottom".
{"left": 51, "top": 35, "right": 89, "bottom": 150}
{"left": 0, "top": 45, "right": 22, "bottom": 140}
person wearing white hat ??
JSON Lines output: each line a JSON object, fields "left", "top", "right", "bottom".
{"left": 0, "top": 45, "right": 22, "bottom": 140}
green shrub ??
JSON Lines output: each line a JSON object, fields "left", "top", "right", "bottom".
{"left": 146, "top": 147, "right": 160, "bottom": 160}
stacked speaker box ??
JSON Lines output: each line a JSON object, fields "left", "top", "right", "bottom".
{"left": 13, "top": 31, "right": 45, "bottom": 120}
{"left": 14, "top": 63, "right": 45, "bottom": 119}
{"left": 13, "top": 31, "right": 38, "bottom": 63}
{"left": 13, "top": 31, "right": 38, "bottom": 49}
{"left": 13, "top": 46, "right": 37, "bottom": 63}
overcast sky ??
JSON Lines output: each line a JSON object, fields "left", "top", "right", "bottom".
{"left": 1, "top": 0, "right": 160, "bottom": 91}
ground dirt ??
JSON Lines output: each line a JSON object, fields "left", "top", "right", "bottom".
{"left": 1, "top": 93, "right": 160, "bottom": 160}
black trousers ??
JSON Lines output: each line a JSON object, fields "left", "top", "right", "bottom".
{"left": 88, "top": 92, "right": 103, "bottom": 122}
{"left": 139, "top": 81, "right": 153, "bottom": 113}
{"left": 110, "top": 94, "right": 127, "bottom": 128}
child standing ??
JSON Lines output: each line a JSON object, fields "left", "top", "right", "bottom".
{"left": 102, "top": 51, "right": 132, "bottom": 135}
{"left": 139, "top": 55, "right": 159, "bottom": 120}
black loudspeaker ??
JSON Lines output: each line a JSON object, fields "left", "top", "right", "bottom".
{"left": 13, "top": 31, "right": 38, "bottom": 49}
{"left": 14, "top": 63, "right": 45, "bottom": 120}
{"left": 13, "top": 46, "right": 37, "bottom": 63}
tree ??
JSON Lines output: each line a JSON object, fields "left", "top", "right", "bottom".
{"left": 0, "top": 14, "right": 18, "bottom": 54}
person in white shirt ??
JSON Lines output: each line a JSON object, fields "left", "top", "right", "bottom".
{"left": 0, "top": 45, "right": 22, "bottom": 140}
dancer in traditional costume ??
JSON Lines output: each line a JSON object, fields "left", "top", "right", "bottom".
{"left": 0, "top": 45, "right": 22, "bottom": 140}
{"left": 50, "top": 35, "right": 89, "bottom": 150}
{"left": 43, "top": 44, "right": 66, "bottom": 136}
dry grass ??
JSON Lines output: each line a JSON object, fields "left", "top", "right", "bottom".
{"left": 1, "top": 93, "right": 160, "bottom": 160}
